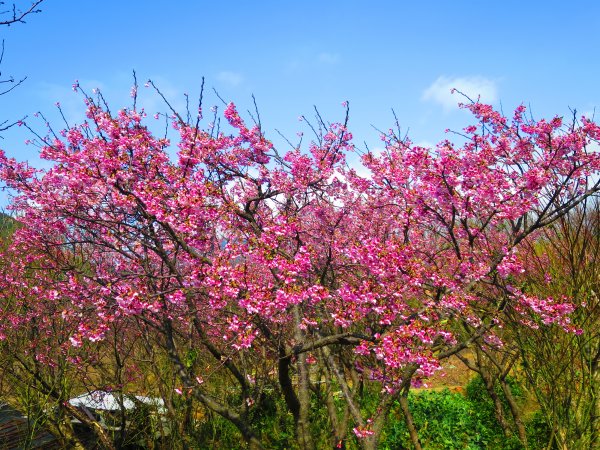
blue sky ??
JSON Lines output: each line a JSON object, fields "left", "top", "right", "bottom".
{"left": 1, "top": 0, "right": 599, "bottom": 183}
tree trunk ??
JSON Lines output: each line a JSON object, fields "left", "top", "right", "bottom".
{"left": 294, "top": 305, "right": 315, "bottom": 450}
{"left": 163, "top": 327, "right": 264, "bottom": 449}
{"left": 61, "top": 401, "right": 116, "bottom": 450}
{"left": 323, "top": 370, "right": 348, "bottom": 449}
{"left": 500, "top": 378, "right": 528, "bottom": 448}
{"left": 295, "top": 352, "right": 315, "bottom": 450}
{"left": 398, "top": 393, "right": 422, "bottom": 450}
{"left": 50, "top": 419, "right": 87, "bottom": 450}
{"left": 456, "top": 353, "right": 512, "bottom": 438}
{"left": 482, "top": 373, "right": 512, "bottom": 438}
{"left": 590, "top": 365, "right": 600, "bottom": 449}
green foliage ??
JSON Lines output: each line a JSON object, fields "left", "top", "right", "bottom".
{"left": 194, "top": 390, "right": 297, "bottom": 449}
{"left": 195, "top": 410, "right": 245, "bottom": 449}
{"left": 148, "top": 377, "right": 554, "bottom": 449}
{"left": 382, "top": 389, "right": 505, "bottom": 449}
{"left": 464, "top": 375, "right": 524, "bottom": 437}
{"left": 526, "top": 410, "right": 556, "bottom": 450}
{"left": 251, "top": 391, "right": 296, "bottom": 448}
{"left": 183, "top": 348, "right": 198, "bottom": 369}
{"left": 465, "top": 375, "right": 524, "bottom": 405}
{"left": 380, "top": 378, "right": 551, "bottom": 450}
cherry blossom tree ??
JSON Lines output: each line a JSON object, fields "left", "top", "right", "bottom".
{"left": 0, "top": 85, "right": 599, "bottom": 449}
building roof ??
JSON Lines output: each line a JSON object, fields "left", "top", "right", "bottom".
{"left": 69, "top": 391, "right": 166, "bottom": 413}
{"left": 0, "top": 403, "right": 61, "bottom": 450}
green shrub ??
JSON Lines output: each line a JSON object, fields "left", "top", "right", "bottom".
{"left": 194, "top": 390, "right": 296, "bottom": 449}
{"left": 380, "top": 376, "right": 552, "bottom": 450}
{"left": 465, "top": 375, "right": 552, "bottom": 449}
{"left": 381, "top": 389, "right": 506, "bottom": 449}
{"left": 525, "top": 410, "right": 555, "bottom": 450}
{"left": 464, "top": 376, "right": 522, "bottom": 445}
{"left": 183, "top": 376, "right": 553, "bottom": 449}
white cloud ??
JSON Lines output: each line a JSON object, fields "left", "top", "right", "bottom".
{"left": 586, "top": 140, "right": 600, "bottom": 152}
{"left": 581, "top": 109, "right": 597, "bottom": 121}
{"left": 216, "top": 71, "right": 244, "bottom": 87}
{"left": 283, "top": 51, "right": 341, "bottom": 74}
{"left": 138, "top": 75, "right": 187, "bottom": 115}
{"left": 35, "top": 81, "right": 89, "bottom": 125}
{"left": 318, "top": 52, "right": 341, "bottom": 65}
{"left": 285, "top": 59, "right": 301, "bottom": 73}
{"left": 349, "top": 148, "right": 384, "bottom": 181}
{"left": 36, "top": 75, "right": 188, "bottom": 125}
{"left": 422, "top": 76, "right": 498, "bottom": 111}
{"left": 415, "top": 140, "right": 435, "bottom": 149}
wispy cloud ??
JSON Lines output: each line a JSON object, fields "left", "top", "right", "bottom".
{"left": 318, "top": 52, "right": 341, "bottom": 65}
{"left": 36, "top": 76, "right": 188, "bottom": 124}
{"left": 35, "top": 80, "right": 102, "bottom": 125}
{"left": 581, "top": 109, "right": 597, "bottom": 121}
{"left": 139, "top": 76, "right": 187, "bottom": 114}
{"left": 422, "top": 76, "right": 498, "bottom": 111}
{"left": 284, "top": 51, "right": 341, "bottom": 73}
{"left": 415, "top": 140, "right": 435, "bottom": 149}
{"left": 216, "top": 71, "right": 244, "bottom": 87}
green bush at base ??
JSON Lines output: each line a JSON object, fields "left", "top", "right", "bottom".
{"left": 382, "top": 389, "right": 511, "bottom": 449}
{"left": 382, "top": 377, "right": 551, "bottom": 450}
{"left": 191, "top": 377, "right": 553, "bottom": 449}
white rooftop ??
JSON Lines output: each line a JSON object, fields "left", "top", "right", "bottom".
{"left": 69, "top": 391, "right": 166, "bottom": 413}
